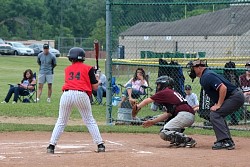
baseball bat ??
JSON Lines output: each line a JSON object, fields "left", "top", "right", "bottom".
{"left": 94, "top": 39, "right": 99, "bottom": 72}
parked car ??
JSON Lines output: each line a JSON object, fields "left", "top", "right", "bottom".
{"left": 0, "top": 44, "right": 15, "bottom": 55}
{"left": 0, "top": 38, "right": 15, "bottom": 55}
{"left": 28, "top": 43, "right": 60, "bottom": 57}
{"left": 7, "top": 42, "right": 34, "bottom": 56}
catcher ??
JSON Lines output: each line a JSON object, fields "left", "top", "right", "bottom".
{"left": 132, "top": 76, "right": 196, "bottom": 147}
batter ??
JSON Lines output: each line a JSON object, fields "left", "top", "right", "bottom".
{"left": 47, "top": 47, "right": 105, "bottom": 154}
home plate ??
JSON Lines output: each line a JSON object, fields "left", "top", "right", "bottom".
{"left": 9, "top": 157, "right": 24, "bottom": 159}
{"left": 137, "top": 151, "right": 152, "bottom": 154}
{"left": 132, "top": 149, "right": 152, "bottom": 154}
{"left": 57, "top": 145, "right": 87, "bottom": 149}
{"left": 56, "top": 150, "right": 92, "bottom": 154}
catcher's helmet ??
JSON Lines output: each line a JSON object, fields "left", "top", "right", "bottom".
{"left": 155, "top": 75, "right": 174, "bottom": 91}
{"left": 68, "top": 47, "right": 85, "bottom": 62}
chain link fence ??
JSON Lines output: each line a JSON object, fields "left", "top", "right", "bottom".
{"left": 57, "top": 37, "right": 106, "bottom": 58}
{"left": 107, "top": 0, "right": 250, "bottom": 130}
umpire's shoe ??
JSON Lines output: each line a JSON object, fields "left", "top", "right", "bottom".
{"left": 97, "top": 144, "right": 105, "bottom": 153}
{"left": 212, "top": 139, "right": 235, "bottom": 150}
{"left": 47, "top": 144, "right": 55, "bottom": 154}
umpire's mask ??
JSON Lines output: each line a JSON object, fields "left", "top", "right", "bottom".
{"left": 186, "top": 59, "right": 207, "bottom": 82}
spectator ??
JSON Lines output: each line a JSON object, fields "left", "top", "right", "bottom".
{"left": 239, "top": 62, "right": 250, "bottom": 103}
{"left": 94, "top": 69, "right": 107, "bottom": 104}
{"left": 36, "top": 44, "right": 57, "bottom": 103}
{"left": 224, "top": 61, "right": 240, "bottom": 126}
{"left": 184, "top": 84, "right": 199, "bottom": 112}
{"left": 119, "top": 68, "right": 148, "bottom": 106}
{"left": 1, "top": 69, "right": 36, "bottom": 104}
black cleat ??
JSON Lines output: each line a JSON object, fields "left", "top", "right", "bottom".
{"left": 230, "top": 139, "right": 235, "bottom": 146}
{"left": 96, "top": 144, "right": 105, "bottom": 153}
{"left": 212, "top": 140, "right": 235, "bottom": 150}
{"left": 186, "top": 138, "right": 197, "bottom": 148}
{"left": 168, "top": 141, "right": 176, "bottom": 147}
{"left": 47, "top": 144, "right": 55, "bottom": 154}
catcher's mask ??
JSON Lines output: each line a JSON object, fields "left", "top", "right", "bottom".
{"left": 155, "top": 75, "right": 174, "bottom": 92}
{"left": 186, "top": 59, "right": 207, "bottom": 82}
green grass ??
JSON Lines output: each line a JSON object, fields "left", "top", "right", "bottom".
{"left": 1, "top": 123, "right": 250, "bottom": 138}
{"left": 0, "top": 56, "right": 157, "bottom": 124}
{"left": 0, "top": 56, "right": 250, "bottom": 137}
{"left": 0, "top": 56, "right": 106, "bottom": 119}
{"left": 0, "top": 55, "right": 162, "bottom": 121}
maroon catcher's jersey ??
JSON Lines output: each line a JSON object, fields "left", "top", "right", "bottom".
{"left": 150, "top": 88, "right": 195, "bottom": 115}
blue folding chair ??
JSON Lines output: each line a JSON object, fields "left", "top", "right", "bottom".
{"left": 18, "top": 72, "right": 37, "bottom": 103}
{"left": 111, "top": 77, "right": 120, "bottom": 95}
{"left": 92, "top": 77, "right": 120, "bottom": 105}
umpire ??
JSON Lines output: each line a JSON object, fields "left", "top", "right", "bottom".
{"left": 189, "top": 60, "right": 244, "bottom": 150}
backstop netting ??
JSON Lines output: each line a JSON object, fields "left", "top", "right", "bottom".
{"left": 107, "top": 0, "right": 250, "bottom": 130}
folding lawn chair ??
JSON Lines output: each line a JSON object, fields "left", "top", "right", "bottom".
{"left": 18, "top": 72, "right": 37, "bottom": 103}
{"left": 118, "top": 84, "right": 153, "bottom": 103}
{"left": 92, "top": 77, "right": 120, "bottom": 105}
{"left": 118, "top": 74, "right": 153, "bottom": 103}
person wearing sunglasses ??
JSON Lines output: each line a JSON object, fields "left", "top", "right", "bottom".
{"left": 119, "top": 68, "right": 148, "bottom": 106}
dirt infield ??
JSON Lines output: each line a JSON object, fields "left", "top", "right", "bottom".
{"left": 0, "top": 132, "right": 249, "bottom": 167}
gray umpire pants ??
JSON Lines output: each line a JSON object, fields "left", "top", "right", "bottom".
{"left": 210, "top": 88, "right": 244, "bottom": 142}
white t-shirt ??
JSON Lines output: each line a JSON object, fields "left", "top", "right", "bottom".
{"left": 124, "top": 78, "right": 148, "bottom": 93}
{"left": 185, "top": 93, "right": 199, "bottom": 107}
{"left": 99, "top": 73, "right": 107, "bottom": 91}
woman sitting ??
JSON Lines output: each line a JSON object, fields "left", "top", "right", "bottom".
{"left": 1, "top": 69, "right": 36, "bottom": 104}
{"left": 120, "top": 68, "right": 148, "bottom": 106}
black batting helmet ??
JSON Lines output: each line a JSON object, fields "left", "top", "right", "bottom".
{"left": 68, "top": 47, "right": 85, "bottom": 62}
{"left": 155, "top": 75, "right": 174, "bottom": 91}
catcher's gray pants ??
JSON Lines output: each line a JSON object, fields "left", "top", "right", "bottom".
{"left": 210, "top": 89, "right": 244, "bottom": 142}
{"left": 164, "top": 111, "right": 195, "bottom": 130}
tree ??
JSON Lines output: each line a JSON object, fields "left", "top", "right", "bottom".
{"left": 84, "top": 0, "right": 105, "bottom": 37}
{"left": 90, "top": 18, "right": 106, "bottom": 49}
{"left": 0, "top": 25, "right": 11, "bottom": 39}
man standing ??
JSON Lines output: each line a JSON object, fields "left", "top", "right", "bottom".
{"left": 188, "top": 59, "right": 244, "bottom": 150}
{"left": 37, "top": 43, "right": 57, "bottom": 102}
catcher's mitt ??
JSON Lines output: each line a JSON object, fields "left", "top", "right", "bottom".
{"left": 131, "top": 101, "right": 141, "bottom": 118}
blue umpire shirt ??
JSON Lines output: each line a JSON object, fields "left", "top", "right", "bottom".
{"left": 200, "top": 68, "right": 237, "bottom": 103}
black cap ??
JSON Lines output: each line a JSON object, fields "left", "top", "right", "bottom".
{"left": 185, "top": 84, "right": 192, "bottom": 90}
{"left": 245, "top": 62, "right": 250, "bottom": 67}
{"left": 43, "top": 44, "right": 49, "bottom": 49}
